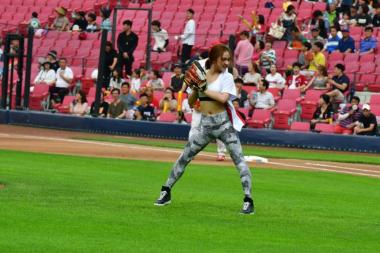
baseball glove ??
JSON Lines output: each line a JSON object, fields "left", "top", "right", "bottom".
{"left": 184, "top": 60, "right": 207, "bottom": 92}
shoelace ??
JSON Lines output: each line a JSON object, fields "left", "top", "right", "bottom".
{"left": 243, "top": 202, "right": 250, "bottom": 210}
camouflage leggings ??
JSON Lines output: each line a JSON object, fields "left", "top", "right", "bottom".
{"left": 165, "top": 111, "right": 252, "bottom": 197}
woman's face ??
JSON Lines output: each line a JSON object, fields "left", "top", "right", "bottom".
{"left": 215, "top": 51, "right": 231, "bottom": 73}
{"left": 165, "top": 89, "right": 173, "bottom": 98}
{"left": 265, "top": 43, "right": 271, "bottom": 51}
{"left": 105, "top": 45, "right": 111, "bottom": 52}
{"left": 270, "top": 65, "right": 276, "bottom": 74}
{"left": 43, "top": 63, "right": 50, "bottom": 70}
{"left": 113, "top": 70, "right": 118, "bottom": 77}
{"left": 76, "top": 93, "right": 82, "bottom": 102}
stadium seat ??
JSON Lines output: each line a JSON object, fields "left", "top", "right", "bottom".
{"left": 56, "top": 95, "right": 75, "bottom": 114}
{"left": 282, "top": 88, "right": 302, "bottom": 103}
{"left": 29, "top": 84, "right": 50, "bottom": 111}
{"left": 158, "top": 112, "right": 177, "bottom": 122}
{"left": 246, "top": 109, "right": 272, "bottom": 128}
{"left": 315, "top": 123, "right": 335, "bottom": 134}
{"left": 300, "top": 90, "right": 325, "bottom": 120}
{"left": 273, "top": 99, "right": 297, "bottom": 130}
{"left": 290, "top": 121, "right": 310, "bottom": 132}
{"left": 370, "top": 94, "right": 380, "bottom": 105}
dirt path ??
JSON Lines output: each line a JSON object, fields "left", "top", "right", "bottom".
{"left": 1, "top": 125, "right": 380, "bottom": 178}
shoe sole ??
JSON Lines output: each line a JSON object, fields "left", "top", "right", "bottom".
{"left": 154, "top": 200, "right": 171, "bottom": 206}
{"left": 239, "top": 210, "right": 255, "bottom": 215}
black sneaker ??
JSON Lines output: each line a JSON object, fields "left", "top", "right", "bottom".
{"left": 154, "top": 186, "right": 171, "bottom": 206}
{"left": 240, "top": 196, "right": 254, "bottom": 215}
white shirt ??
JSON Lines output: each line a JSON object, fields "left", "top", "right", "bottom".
{"left": 34, "top": 69, "right": 56, "bottom": 84}
{"left": 153, "top": 29, "right": 169, "bottom": 51}
{"left": 265, "top": 73, "right": 285, "bottom": 89}
{"left": 251, "top": 91, "right": 275, "bottom": 109}
{"left": 56, "top": 67, "right": 74, "bottom": 88}
{"left": 180, "top": 19, "right": 196, "bottom": 45}
{"left": 243, "top": 72, "right": 261, "bottom": 84}
{"left": 131, "top": 77, "right": 141, "bottom": 92}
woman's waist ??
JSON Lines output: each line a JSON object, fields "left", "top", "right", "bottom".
{"left": 199, "top": 101, "right": 227, "bottom": 115}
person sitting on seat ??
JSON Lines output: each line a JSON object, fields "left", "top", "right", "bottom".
{"left": 334, "top": 96, "right": 362, "bottom": 134}
{"left": 69, "top": 90, "right": 88, "bottom": 116}
{"left": 353, "top": 104, "right": 378, "bottom": 136}
{"left": 248, "top": 79, "right": 275, "bottom": 117}
{"left": 310, "top": 94, "right": 334, "bottom": 130}
{"left": 326, "top": 63, "right": 349, "bottom": 102}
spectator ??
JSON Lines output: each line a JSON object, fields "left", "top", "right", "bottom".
{"left": 170, "top": 64, "right": 184, "bottom": 92}
{"left": 354, "top": 104, "right": 378, "bottom": 135}
{"left": 373, "top": 7, "right": 380, "bottom": 27}
{"left": 326, "top": 63, "right": 350, "bottom": 102}
{"left": 265, "top": 64, "right": 285, "bottom": 89}
{"left": 325, "top": 26, "right": 341, "bottom": 53}
{"left": 289, "top": 27, "right": 308, "bottom": 50}
{"left": 100, "top": 7, "right": 112, "bottom": 31}
{"left": 29, "top": 12, "right": 41, "bottom": 29}
{"left": 135, "top": 93, "right": 156, "bottom": 121}
{"left": 117, "top": 20, "right": 139, "bottom": 76}
{"left": 243, "top": 62, "right": 261, "bottom": 85}
{"left": 232, "top": 98, "right": 247, "bottom": 125}
{"left": 139, "top": 66, "right": 148, "bottom": 81}
{"left": 86, "top": 13, "right": 99, "bottom": 32}
{"left": 174, "top": 111, "right": 188, "bottom": 124}
{"left": 108, "top": 88, "right": 126, "bottom": 119}
{"left": 252, "top": 40, "right": 265, "bottom": 62}
{"left": 334, "top": 96, "right": 362, "bottom": 134}
{"left": 356, "top": 4, "right": 372, "bottom": 27}
{"left": 359, "top": 26, "right": 377, "bottom": 55}
{"left": 338, "top": 28, "right": 355, "bottom": 53}
{"left": 310, "top": 28, "right": 326, "bottom": 46}
{"left": 151, "top": 20, "right": 169, "bottom": 52}
{"left": 285, "top": 62, "right": 308, "bottom": 90}
{"left": 130, "top": 69, "right": 141, "bottom": 93}
{"left": 279, "top": 5, "right": 297, "bottom": 41}
{"left": 46, "top": 50, "right": 59, "bottom": 71}
{"left": 145, "top": 86, "right": 159, "bottom": 108}
{"left": 159, "top": 87, "right": 178, "bottom": 113}
{"left": 308, "top": 42, "right": 326, "bottom": 73}
{"left": 259, "top": 41, "right": 276, "bottom": 73}
{"left": 34, "top": 60, "right": 56, "bottom": 85}
{"left": 310, "top": 10, "right": 328, "bottom": 39}
{"left": 350, "top": 6, "right": 359, "bottom": 23}
{"left": 310, "top": 94, "right": 334, "bottom": 130}
{"left": 176, "top": 9, "right": 196, "bottom": 66}
{"left": 109, "top": 69, "right": 125, "bottom": 90}
{"left": 239, "top": 11, "right": 266, "bottom": 41}
{"left": 71, "top": 11, "right": 88, "bottom": 32}
{"left": 51, "top": 58, "right": 73, "bottom": 104}
{"left": 304, "top": 65, "right": 329, "bottom": 90}
{"left": 70, "top": 90, "right": 88, "bottom": 116}
{"left": 235, "top": 78, "right": 248, "bottom": 108}
{"left": 234, "top": 31, "right": 254, "bottom": 76}
{"left": 102, "top": 41, "right": 118, "bottom": 89}
{"left": 298, "top": 41, "right": 313, "bottom": 70}
{"left": 147, "top": 70, "right": 164, "bottom": 91}
{"left": 90, "top": 92, "right": 109, "bottom": 117}
{"left": 249, "top": 79, "right": 275, "bottom": 117}
{"left": 341, "top": 0, "right": 354, "bottom": 15}
{"left": 120, "top": 82, "right": 137, "bottom": 110}
{"left": 50, "top": 7, "right": 69, "bottom": 31}
{"left": 325, "top": 3, "right": 338, "bottom": 27}
{"left": 339, "top": 12, "right": 356, "bottom": 29}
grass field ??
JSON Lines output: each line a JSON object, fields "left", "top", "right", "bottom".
{"left": 1, "top": 149, "right": 380, "bottom": 252}
{"left": 78, "top": 136, "right": 380, "bottom": 165}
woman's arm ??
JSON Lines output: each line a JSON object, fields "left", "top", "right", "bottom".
{"left": 203, "top": 90, "right": 230, "bottom": 104}
{"left": 188, "top": 90, "right": 199, "bottom": 108}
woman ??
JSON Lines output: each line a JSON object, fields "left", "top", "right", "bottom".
{"left": 279, "top": 5, "right": 297, "bottom": 41}
{"left": 154, "top": 44, "right": 254, "bottom": 214}
{"left": 100, "top": 7, "right": 112, "bottom": 31}
{"left": 252, "top": 40, "right": 265, "bottom": 62}
{"left": 265, "top": 64, "right": 285, "bottom": 89}
{"left": 147, "top": 70, "right": 164, "bottom": 91}
{"left": 243, "top": 62, "right": 261, "bottom": 85}
{"left": 90, "top": 92, "right": 109, "bottom": 117}
{"left": 259, "top": 41, "right": 276, "bottom": 74}
{"left": 71, "top": 11, "right": 88, "bottom": 32}
{"left": 102, "top": 41, "right": 118, "bottom": 89}
{"left": 50, "top": 7, "right": 69, "bottom": 31}
{"left": 173, "top": 111, "right": 187, "bottom": 124}
{"left": 109, "top": 69, "right": 125, "bottom": 90}
{"left": 310, "top": 94, "right": 334, "bottom": 130}
{"left": 159, "top": 87, "right": 178, "bottom": 113}
{"left": 70, "top": 90, "right": 89, "bottom": 116}
{"left": 309, "top": 10, "right": 328, "bottom": 38}
{"left": 86, "top": 13, "right": 99, "bottom": 33}
{"left": 34, "top": 61, "right": 56, "bottom": 85}
{"left": 304, "top": 66, "right": 329, "bottom": 91}
{"left": 144, "top": 86, "right": 159, "bottom": 108}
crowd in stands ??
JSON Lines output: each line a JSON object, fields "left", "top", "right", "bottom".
{"left": 0, "top": 0, "right": 379, "bottom": 136}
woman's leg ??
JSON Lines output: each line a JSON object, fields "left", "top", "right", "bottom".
{"left": 165, "top": 126, "right": 212, "bottom": 188}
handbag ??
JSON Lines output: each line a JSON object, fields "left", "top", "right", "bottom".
{"left": 268, "top": 22, "right": 286, "bottom": 39}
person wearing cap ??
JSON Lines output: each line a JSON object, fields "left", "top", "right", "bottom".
{"left": 117, "top": 20, "right": 139, "bottom": 76}
{"left": 354, "top": 104, "right": 378, "bottom": 136}
{"left": 337, "top": 28, "right": 355, "bottom": 53}
{"left": 359, "top": 26, "right": 377, "bottom": 55}
{"left": 50, "top": 7, "right": 69, "bottom": 31}
{"left": 176, "top": 9, "right": 196, "bottom": 66}
{"left": 335, "top": 96, "right": 362, "bottom": 135}
{"left": 46, "top": 50, "right": 59, "bottom": 71}
{"left": 234, "top": 31, "right": 254, "bottom": 76}
{"left": 310, "top": 28, "right": 326, "bottom": 46}
{"left": 170, "top": 64, "right": 184, "bottom": 92}
{"left": 151, "top": 20, "right": 169, "bottom": 53}
{"left": 100, "top": 7, "right": 112, "bottom": 31}
{"left": 326, "top": 63, "right": 350, "bottom": 102}
{"left": 71, "top": 11, "right": 88, "bottom": 32}
{"left": 34, "top": 60, "right": 56, "bottom": 85}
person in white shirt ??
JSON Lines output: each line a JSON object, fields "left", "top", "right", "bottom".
{"left": 130, "top": 69, "right": 141, "bottom": 94}
{"left": 34, "top": 61, "right": 56, "bottom": 85}
{"left": 51, "top": 58, "right": 73, "bottom": 103}
{"left": 70, "top": 90, "right": 89, "bottom": 116}
{"left": 243, "top": 62, "right": 262, "bottom": 85}
{"left": 151, "top": 20, "right": 169, "bottom": 52}
{"left": 265, "top": 64, "right": 286, "bottom": 89}
{"left": 175, "top": 9, "right": 196, "bottom": 65}
{"left": 249, "top": 79, "right": 275, "bottom": 117}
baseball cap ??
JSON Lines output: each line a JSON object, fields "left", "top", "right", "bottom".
{"left": 363, "top": 104, "right": 371, "bottom": 111}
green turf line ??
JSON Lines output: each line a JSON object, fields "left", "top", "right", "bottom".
{"left": 0, "top": 150, "right": 379, "bottom": 252}
{"left": 76, "top": 136, "right": 380, "bottom": 165}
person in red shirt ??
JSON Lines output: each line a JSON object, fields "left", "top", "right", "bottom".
{"left": 285, "top": 62, "right": 308, "bottom": 91}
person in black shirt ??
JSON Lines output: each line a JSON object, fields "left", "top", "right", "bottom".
{"left": 134, "top": 93, "right": 156, "bottom": 121}
{"left": 170, "top": 64, "right": 184, "bottom": 92}
{"left": 373, "top": 7, "right": 380, "bottom": 27}
{"left": 71, "top": 11, "right": 88, "bottom": 32}
{"left": 234, "top": 78, "right": 248, "bottom": 108}
{"left": 117, "top": 20, "right": 139, "bottom": 76}
{"left": 356, "top": 4, "right": 372, "bottom": 26}
{"left": 327, "top": 63, "right": 350, "bottom": 102}
{"left": 354, "top": 104, "right": 378, "bottom": 135}
{"left": 310, "top": 94, "right": 334, "bottom": 130}
{"left": 310, "top": 10, "right": 328, "bottom": 38}
{"left": 90, "top": 92, "right": 109, "bottom": 117}
{"left": 102, "top": 41, "right": 118, "bottom": 89}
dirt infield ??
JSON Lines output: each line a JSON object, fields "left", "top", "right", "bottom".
{"left": 1, "top": 125, "right": 380, "bottom": 178}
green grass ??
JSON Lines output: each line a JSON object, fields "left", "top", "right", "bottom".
{"left": 1, "top": 150, "right": 380, "bottom": 252}
{"left": 77, "top": 136, "right": 380, "bottom": 165}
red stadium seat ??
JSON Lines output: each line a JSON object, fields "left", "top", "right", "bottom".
{"left": 368, "top": 83, "right": 380, "bottom": 92}
{"left": 282, "top": 88, "right": 303, "bottom": 103}
{"left": 56, "top": 95, "right": 75, "bottom": 114}
{"left": 300, "top": 90, "right": 325, "bottom": 120}
{"left": 29, "top": 84, "right": 50, "bottom": 111}
{"left": 158, "top": 112, "right": 177, "bottom": 122}
{"left": 370, "top": 94, "right": 380, "bottom": 105}
{"left": 290, "top": 122, "right": 310, "bottom": 132}
{"left": 246, "top": 109, "right": 272, "bottom": 128}
{"left": 315, "top": 123, "right": 335, "bottom": 134}
{"left": 273, "top": 99, "right": 297, "bottom": 130}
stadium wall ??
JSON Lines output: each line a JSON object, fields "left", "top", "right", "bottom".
{"left": 0, "top": 109, "right": 379, "bottom": 153}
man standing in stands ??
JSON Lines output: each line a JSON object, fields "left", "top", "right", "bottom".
{"left": 51, "top": 58, "right": 73, "bottom": 105}
{"left": 117, "top": 20, "right": 139, "bottom": 76}
{"left": 151, "top": 20, "right": 169, "bottom": 52}
{"left": 234, "top": 31, "right": 254, "bottom": 76}
{"left": 175, "top": 9, "right": 196, "bottom": 67}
